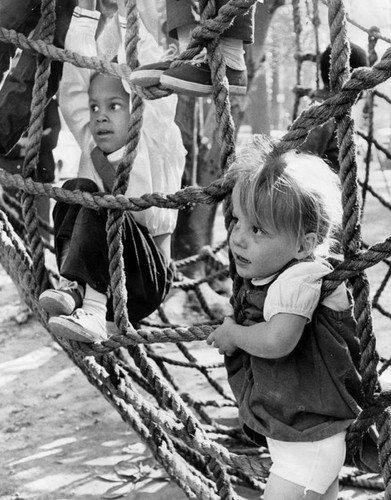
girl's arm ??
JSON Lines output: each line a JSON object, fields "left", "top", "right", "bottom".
{"left": 206, "top": 314, "right": 306, "bottom": 359}
{"left": 207, "top": 262, "right": 333, "bottom": 358}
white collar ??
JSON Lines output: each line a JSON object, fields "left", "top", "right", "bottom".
{"left": 251, "top": 272, "right": 278, "bottom": 287}
{"left": 107, "top": 145, "right": 126, "bottom": 164}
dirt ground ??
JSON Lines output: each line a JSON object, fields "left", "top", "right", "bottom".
{"left": 0, "top": 263, "right": 191, "bottom": 500}
{"left": 1, "top": 162, "right": 391, "bottom": 500}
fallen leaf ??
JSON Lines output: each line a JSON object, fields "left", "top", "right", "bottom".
{"left": 113, "top": 461, "right": 140, "bottom": 479}
{"left": 102, "top": 482, "right": 135, "bottom": 499}
{"left": 97, "top": 472, "right": 126, "bottom": 483}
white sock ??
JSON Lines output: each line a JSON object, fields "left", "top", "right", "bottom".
{"left": 177, "top": 24, "right": 197, "bottom": 53}
{"left": 220, "top": 37, "right": 246, "bottom": 70}
{"left": 82, "top": 285, "right": 107, "bottom": 326}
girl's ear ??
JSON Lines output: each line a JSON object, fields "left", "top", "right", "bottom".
{"left": 295, "top": 232, "right": 317, "bottom": 260}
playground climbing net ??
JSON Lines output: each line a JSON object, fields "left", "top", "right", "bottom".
{"left": 1, "top": 0, "right": 391, "bottom": 498}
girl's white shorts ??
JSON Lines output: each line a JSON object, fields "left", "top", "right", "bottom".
{"left": 266, "top": 431, "right": 346, "bottom": 494}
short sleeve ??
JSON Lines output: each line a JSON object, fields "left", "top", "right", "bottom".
{"left": 263, "top": 261, "right": 332, "bottom": 322}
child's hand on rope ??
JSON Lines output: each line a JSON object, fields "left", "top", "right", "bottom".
{"left": 206, "top": 317, "right": 237, "bottom": 356}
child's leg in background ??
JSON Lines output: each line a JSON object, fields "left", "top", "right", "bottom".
{"left": 130, "top": 0, "right": 255, "bottom": 93}
{"left": 166, "top": 0, "right": 254, "bottom": 66}
{"left": 45, "top": 177, "right": 173, "bottom": 341}
{"left": 166, "top": 0, "right": 198, "bottom": 52}
{"left": 160, "top": 0, "right": 255, "bottom": 95}
{"left": 54, "top": 180, "right": 172, "bottom": 319}
{"left": 45, "top": 177, "right": 112, "bottom": 341}
{"left": 52, "top": 178, "right": 103, "bottom": 278}
{"left": 122, "top": 212, "right": 173, "bottom": 326}
{"left": 39, "top": 178, "right": 100, "bottom": 318}
{"left": 166, "top": 0, "right": 255, "bottom": 49}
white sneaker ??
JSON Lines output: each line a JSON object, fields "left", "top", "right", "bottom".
{"left": 49, "top": 309, "right": 107, "bottom": 343}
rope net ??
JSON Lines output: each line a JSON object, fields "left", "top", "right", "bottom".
{"left": 1, "top": 0, "right": 391, "bottom": 498}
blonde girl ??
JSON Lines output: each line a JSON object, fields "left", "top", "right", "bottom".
{"left": 207, "top": 136, "right": 363, "bottom": 499}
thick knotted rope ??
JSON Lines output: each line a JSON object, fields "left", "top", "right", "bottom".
{"left": 106, "top": 0, "right": 143, "bottom": 335}
{"left": 20, "top": 0, "right": 56, "bottom": 298}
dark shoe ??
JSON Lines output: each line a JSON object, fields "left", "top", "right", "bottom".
{"left": 129, "top": 60, "right": 173, "bottom": 87}
{"left": 49, "top": 308, "right": 108, "bottom": 343}
{"left": 39, "top": 282, "right": 83, "bottom": 316}
{"left": 129, "top": 44, "right": 178, "bottom": 87}
{"left": 160, "top": 60, "right": 247, "bottom": 97}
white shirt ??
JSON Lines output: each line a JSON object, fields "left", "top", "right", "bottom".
{"left": 252, "top": 260, "right": 350, "bottom": 322}
{"left": 59, "top": 7, "right": 187, "bottom": 236}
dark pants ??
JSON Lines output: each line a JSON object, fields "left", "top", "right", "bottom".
{"left": 54, "top": 178, "right": 173, "bottom": 325}
{"left": 0, "top": 0, "right": 75, "bottom": 154}
{"left": 166, "top": 0, "right": 255, "bottom": 44}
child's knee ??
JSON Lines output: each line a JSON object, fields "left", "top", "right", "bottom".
{"left": 62, "top": 177, "right": 98, "bottom": 193}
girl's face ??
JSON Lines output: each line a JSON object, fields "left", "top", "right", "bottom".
{"left": 89, "top": 74, "right": 130, "bottom": 154}
{"left": 229, "top": 185, "right": 302, "bottom": 280}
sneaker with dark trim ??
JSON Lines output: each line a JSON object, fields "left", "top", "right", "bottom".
{"left": 49, "top": 308, "right": 108, "bottom": 343}
{"left": 129, "top": 60, "right": 173, "bottom": 88}
{"left": 129, "top": 44, "right": 178, "bottom": 88}
{"left": 160, "top": 57, "right": 247, "bottom": 97}
{"left": 39, "top": 281, "right": 83, "bottom": 316}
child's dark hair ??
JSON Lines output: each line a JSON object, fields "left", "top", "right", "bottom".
{"left": 228, "top": 136, "right": 342, "bottom": 256}
{"left": 320, "top": 42, "right": 369, "bottom": 89}
{"left": 89, "top": 71, "right": 130, "bottom": 96}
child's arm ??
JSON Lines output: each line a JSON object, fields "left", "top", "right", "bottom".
{"left": 58, "top": 2, "right": 99, "bottom": 156}
{"left": 116, "top": 1, "right": 186, "bottom": 248}
{"left": 206, "top": 314, "right": 306, "bottom": 358}
{"left": 207, "top": 262, "right": 334, "bottom": 357}
{"left": 117, "top": 3, "right": 179, "bottom": 131}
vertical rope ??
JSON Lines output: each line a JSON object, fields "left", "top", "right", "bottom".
{"left": 21, "top": 0, "right": 56, "bottom": 296}
{"left": 327, "top": 0, "right": 384, "bottom": 482}
{"left": 328, "top": 0, "right": 379, "bottom": 403}
{"left": 106, "top": 0, "right": 144, "bottom": 333}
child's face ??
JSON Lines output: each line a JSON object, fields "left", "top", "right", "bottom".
{"left": 229, "top": 185, "right": 301, "bottom": 280}
{"left": 89, "top": 74, "right": 130, "bottom": 154}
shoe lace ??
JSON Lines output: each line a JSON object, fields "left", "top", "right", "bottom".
{"left": 188, "top": 51, "right": 208, "bottom": 67}
{"left": 161, "top": 43, "right": 179, "bottom": 61}
{"left": 71, "top": 308, "right": 107, "bottom": 338}
{"left": 72, "top": 308, "right": 92, "bottom": 319}
{"left": 57, "top": 277, "right": 79, "bottom": 292}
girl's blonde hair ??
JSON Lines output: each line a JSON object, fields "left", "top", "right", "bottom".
{"left": 228, "top": 135, "right": 342, "bottom": 256}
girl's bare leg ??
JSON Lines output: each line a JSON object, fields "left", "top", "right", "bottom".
{"left": 263, "top": 473, "right": 338, "bottom": 500}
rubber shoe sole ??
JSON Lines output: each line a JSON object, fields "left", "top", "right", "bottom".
{"left": 129, "top": 60, "right": 173, "bottom": 87}
{"left": 160, "top": 63, "right": 247, "bottom": 97}
{"left": 49, "top": 313, "right": 107, "bottom": 344}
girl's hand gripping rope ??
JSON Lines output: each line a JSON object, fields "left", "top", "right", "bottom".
{"left": 206, "top": 316, "right": 237, "bottom": 356}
